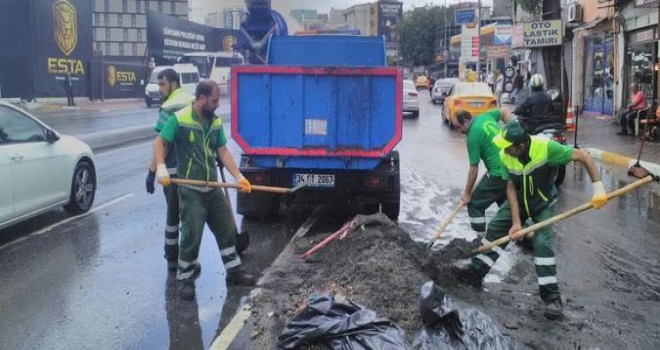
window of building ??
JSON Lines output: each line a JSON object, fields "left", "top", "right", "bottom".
{"left": 105, "top": 28, "right": 110, "bottom": 40}
{"left": 104, "top": 13, "right": 109, "bottom": 25}
{"left": 92, "top": 29, "right": 97, "bottom": 41}
{"left": 145, "top": 1, "right": 150, "bottom": 11}
{"left": 105, "top": 42, "right": 111, "bottom": 55}
{"left": 94, "top": 13, "right": 100, "bottom": 25}
{"left": 137, "top": 29, "right": 143, "bottom": 41}
{"left": 131, "top": 14, "right": 136, "bottom": 27}
{"left": 158, "top": 1, "right": 163, "bottom": 13}
{"left": 104, "top": 0, "right": 110, "bottom": 12}
{"left": 136, "top": 1, "right": 142, "bottom": 13}
{"left": 122, "top": 0, "right": 127, "bottom": 12}
{"left": 171, "top": 1, "right": 176, "bottom": 14}
{"left": 118, "top": 14, "right": 123, "bottom": 26}
{"left": 133, "top": 43, "right": 138, "bottom": 55}
{"left": 124, "top": 29, "right": 129, "bottom": 41}
{"left": 119, "top": 42, "right": 124, "bottom": 55}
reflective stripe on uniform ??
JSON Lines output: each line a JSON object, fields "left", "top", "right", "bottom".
{"left": 475, "top": 254, "right": 495, "bottom": 267}
{"left": 469, "top": 216, "right": 487, "bottom": 224}
{"left": 221, "top": 246, "right": 237, "bottom": 257}
{"left": 178, "top": 259, "right": 197, "bottom": 269}
{"left": 534, "top": 257, "right": 556, "bottom": 266}
{"left": 167, "top": 167, "right": 178, "bottom": 175}
{"left": 165, "top": 238, "right": 178, "bottom": 245}
{"left": 166, "top": 225, "right": 178, "bottom": 233}
{"left": 224, "top": 258, "right": 241, "bottom": 269}
{"left": 538, "top": 276, "right": 558, "bottom": 285}
{"left": 481, "top": 238, "right": 505, "bottom": 256}
{"left": 177, "top": 269, "right": 196, "bottom": 280}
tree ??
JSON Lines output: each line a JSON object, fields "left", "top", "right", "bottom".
{"left": 398, "top": 6, "right": 450, "bottom": 67}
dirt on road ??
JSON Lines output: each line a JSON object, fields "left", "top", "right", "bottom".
{"left": 237, "top": 213, "right": 655, "bottom": 349}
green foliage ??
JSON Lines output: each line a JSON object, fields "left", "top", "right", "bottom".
{"left": 398, "top": 6, "right": 450, "bottom": 67}
{"left": 514, "top": 0, "right": 542, "bottom": 14}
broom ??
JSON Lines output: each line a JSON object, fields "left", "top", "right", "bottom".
{"left": 628, "top": 111, "right": 659, "bottom": 180}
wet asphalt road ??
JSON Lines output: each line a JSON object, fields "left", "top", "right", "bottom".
{"left": 1, "top": 93, "right": 659, "bottom": 349}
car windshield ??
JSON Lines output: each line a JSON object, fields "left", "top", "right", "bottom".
{"left": 403, "top": 80, "right": 415, "bottom": 90}
{"left": 456, "top": 83, "right": 492, "bottom": 96}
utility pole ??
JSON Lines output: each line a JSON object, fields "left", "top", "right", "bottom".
{"left": 476, "top": 0, "right": 482, "bottom": 78}
{"left": 444, "top": 0, "right": 448, "bottom": 78}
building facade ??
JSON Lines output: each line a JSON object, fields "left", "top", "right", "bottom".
{"left": 344, "top": 3, "right": 373, "bottom": 36}
{"left": 92, "top": 0, "right": 189, "bottom": 57}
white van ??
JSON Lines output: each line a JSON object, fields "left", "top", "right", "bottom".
{"left": 144, "top": 64, "right": 200, "bottom": 108}
{"left": 177, "top": 52, "right": 245, "bottom": 95}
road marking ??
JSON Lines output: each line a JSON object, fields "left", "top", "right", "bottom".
{"left": 210, "top": 302, "right": 254, "bottom": 350}
{"left": 97, "top": 142, "right": 151, "bottom": 158}
{"left": 0, "top": 193, "right": 133, "bottom": 251}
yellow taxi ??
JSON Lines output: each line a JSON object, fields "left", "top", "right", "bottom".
{"left": 415, "top": 76, "right": 430, "bottom": 90}
{"left": 441, "top": 82, "right": 498, "bottom": 128}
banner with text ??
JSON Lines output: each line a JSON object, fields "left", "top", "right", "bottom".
{"left": 377, "top": 1, "right": 403, "bottom": 51}
{"left": 494, "top": 25, "right": 512, "bottom": 45}
{"left": 460, "top": 25, "right": 479, "bottom": 63}
{"left": 147, "top": 11, "right": 238, "bottom": 64}
{"left": 487, "top": 45, "right": 510, "bottom": 59}
{"left": 522, "top": 20, "right": 563, "bottom": 48}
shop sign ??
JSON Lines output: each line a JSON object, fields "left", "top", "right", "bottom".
{"left": 460, "top": 24, "right": 479, "bottom": 63}
{"left": 635, "top": 0, "right": 660, "bottom": 7}
{"left": 487, "top": 45, "right": 510, "bottom": 58}
{"left": 522, "top": 20, "right": 563, "bottom": 48}
{"left": 511, "top": 24, "right": 524, "bottom": 49}
{"left": 494, "top": 25, "right": 512, "bottom": 45}
{"left": 631, "top": 28, "right": 657, "bottom": 45}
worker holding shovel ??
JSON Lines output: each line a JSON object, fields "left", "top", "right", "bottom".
{"left": 452, "top": 120, "right": 608, "bottom": 320}
{"left": 154, "top": 80, "right": 254, "bottom": 301}
{"left": 455, "top": 108, "right": 516, "bottom": 233}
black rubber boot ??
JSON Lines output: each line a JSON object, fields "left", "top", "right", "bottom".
{"left": 544, "top": 300, "right": 563, "bottom": 320}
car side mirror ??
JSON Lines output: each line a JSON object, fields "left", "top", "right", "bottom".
{"left": 46, "top": 129, "right": 60, "bottom": 143}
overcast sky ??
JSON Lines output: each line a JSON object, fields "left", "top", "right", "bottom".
{"left": 191, "top": 0, "right": 495, "bottom": 22}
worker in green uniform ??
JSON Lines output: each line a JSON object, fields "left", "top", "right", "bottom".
{"left": 452, "top": 120, "right": 608, "bottom": 319}
{"left": 153, "top": 80, "right": 254, "bottom": 300}
{"left": 455, "top": 108, "right": 515, "bottom": 233}
{"left": 146, "top": 68, "right": 193, "bottom": 271}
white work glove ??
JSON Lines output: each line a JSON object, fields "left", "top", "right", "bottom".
{"left": 156, "top": 163, "right": 170, "bottom": 187}
{"left": 591, "top": 181, "right": 608, "bottom": 209}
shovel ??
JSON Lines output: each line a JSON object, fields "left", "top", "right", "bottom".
{"left": 425, "top": 202, "right": 466, "bottom": 249}
{"left": 219, "top": 166, "right": 249, "bottom": 254}
{"left": 168, "top": 178, "right": 307, "bottom": 195}
{"left": 475, "top": 175, "right": 655, "bottom": 255}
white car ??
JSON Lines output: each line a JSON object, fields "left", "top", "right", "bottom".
{"left": 0, "top": 102, "right": 96, "bottom": 230}
{"left": 403, "top": 80, "right": 420, "bottom": 118}
{"left": 431, "top": 78, "right": 459, "bottom": 105}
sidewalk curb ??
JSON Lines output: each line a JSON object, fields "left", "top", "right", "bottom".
{"left": 78, "top": 124, "right": 155, "bottom": 151}
{"left": 584, "top": 147, "right": 660, "bottom": 176}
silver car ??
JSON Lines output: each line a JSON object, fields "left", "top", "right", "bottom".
{"left": 403, "top": 80, "right": 420, "bottom": 118}
{"left": 431, "top": 79, "right": 459, "bottom": 105}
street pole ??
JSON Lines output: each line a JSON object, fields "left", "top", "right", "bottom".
{"left": 476, "top": 0, "right": 482, "bottom": 78}
{"left": 444, "top": 0, "right": 448, "bottom": 78}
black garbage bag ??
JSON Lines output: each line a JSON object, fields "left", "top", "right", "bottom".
{"left": 413, "top": 281, "right": 521, "bottom": 350}
{"left": 277, "top": 295, "right": 412, "bottom": 350}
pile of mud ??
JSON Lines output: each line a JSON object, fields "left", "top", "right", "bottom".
{"left": 247, "top": 213, "right": 479, "bottom": 346}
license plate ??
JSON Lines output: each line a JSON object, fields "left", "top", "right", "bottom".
{"left": 293, "top": 173, "right": 335, "bottom": 188}
{"left": 468, "top": 102, "right": 483, "bottom": 107}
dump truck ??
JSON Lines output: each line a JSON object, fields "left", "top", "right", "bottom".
{"left": 232, "top": 35, "right": 402, "bottom": 220}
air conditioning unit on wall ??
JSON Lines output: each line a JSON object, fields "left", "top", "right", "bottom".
{"left": 568, "top": 3, "right": 583, "bottom": 23}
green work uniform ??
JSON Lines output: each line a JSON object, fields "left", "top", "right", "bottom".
{"left": 155, "top": 88, "right": 193, "bottom": 262}
{"left": 470, "top": 137, "right": 574, "bottom": 303}
{"left": 160, "top": 105, "right": 240, "bottom": 281}
{"left": 466, "top": 109, "right": 508, "bottom": 232}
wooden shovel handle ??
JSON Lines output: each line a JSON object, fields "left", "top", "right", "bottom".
{"left": 427, "top": 203, "right": 466, "bottom": 247}
{"left": 169, "top": 178, "right": 289, "bottom": 194}
{"left": 476, "top": 176, "right": 654, "bottom": 254}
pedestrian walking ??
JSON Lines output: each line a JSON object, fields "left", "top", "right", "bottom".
{"left": 154, "top": 80, "right": 254, "bottom": 300}
{"left": 455, "top": 108, "right": 515, "bottom": 233}
{"left": 64, "top": 72, "right": 75, "bottom": 106}
{"left": 494, "top": 70, "right": 504, "bottom": 107}
{"left": 511, "top": 69, "right": 524, "bottom": 105}
{"left": 452, "top": 120, "right": 608, "bottom": 320}
{"left": 146, "top": 68, "right": 194, "bottom": 271}
{"left": 487, "top": 71, "right": 495, "bottom": 93}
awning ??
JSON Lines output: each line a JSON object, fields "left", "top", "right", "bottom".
{"left": 574, "top": 17, "right": 607, "bottom": 31}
